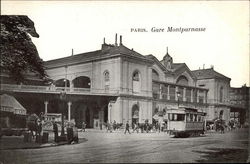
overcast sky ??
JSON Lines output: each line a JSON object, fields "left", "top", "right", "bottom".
{"left": 2, "top": 1, "right": 249, "bottom": 87}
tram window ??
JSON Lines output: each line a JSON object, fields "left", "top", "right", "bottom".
{"left": 186, "top": 114, "right": 190, "bottom": 122}
{"left": 194, "top": 114, "right": 197, "bottom": 122}
{"left": 174, "top": 114, "right": 177, "bottom": 121}
{"left": 190, "top": 114, "right": 193, "bottom": 121}
{"left": 198, "top": 115, "right": 201, "bottom": 122}
{"left": 177, "top": 114, "right": 185, "bottom": 121}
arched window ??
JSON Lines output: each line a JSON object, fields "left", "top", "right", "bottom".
{"left": 132, "top": 71, "right": 140, "bottom": 93}
{"left": 152, "top": 69, "right": 159, "bottom": 81}
{"left": 104, "top": 71, "right": 110, "bottom": 82}
{"left": 72, "top": 76, "right": 91, "bottom": 88}
{"left": 133, "top": 71, "right": 140, "bottom": 81}
{"left": 219, "top": 87, "right": 223, "bottom": 102}
{"left": 103, "top": 71, "right": 110, "bottom": 90}
{"left": 176, "top": 75, "right": 189, "bottom": 86}
{"left": 55, "top": 78, "right": 70, "bottom": 87}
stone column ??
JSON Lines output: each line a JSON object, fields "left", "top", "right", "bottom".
{"left": 70, "top": 80, "right": 74, "bottom": 92}
{"left": 175, "top": 86, "right": 179, "bottom": 101}
{"left": 67, "top": 101, "right": 72, "bottom": 121}
{"left": 167, "top": 85, "right": 170, "bottom": 100}
{"left": 159, "top": 84, "right": 163, "bottom": 99}
{"left": 44, "top": 101, "right": 48, "bottom": 114}
{"left": 108, "top": 103, "right": 112, "bottom": 123}
{"left": 191, "top": 89, "right": 193, "bottom": 102}
{"left": 197, "top": 90, "right": 199, "bottom": 103}
{"left": 203, "top": 90, "right": 206, "bottom": 103}
{"left": 183, "top": 88, "right": 186, "bottom": 102}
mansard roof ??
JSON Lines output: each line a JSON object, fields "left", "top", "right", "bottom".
{"left": 192, "top": 68, "right": 231, "bottom": 81}
{"left": 45, "top": 44, "right": 153, "bottom": 69}
{"left": 145, "top": 55, "right": 167, "bottom": 72}
{"left": 171, "top": 63, "right": 197, "bottom": 80}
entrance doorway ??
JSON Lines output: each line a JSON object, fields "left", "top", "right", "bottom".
{"left": 104, "top": 105, "right": 108, "bottom": 123}
{"left": 132, "top": 104, "right": 139, "bottom": 126}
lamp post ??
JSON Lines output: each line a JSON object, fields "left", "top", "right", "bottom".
{"left": 176, "top": 91, "right": 181, "bottom": 108}
{"left": 59, "top": 78, "right": 67, "bottom": 137}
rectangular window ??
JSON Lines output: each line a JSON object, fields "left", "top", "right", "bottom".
{"left": 190, "top": 114, "right": 193, "bottom": 121}
{"left": 177, "top": 114, "right": 185, "bottom": 121}
{"left": 186, "top": 113, "right": 190, "bottom": 122}
{"left": 194, "top": 114, "right": 197, "bottom": 122}
{"left": 198, "top": 115, "right": 201, "bottom": 122}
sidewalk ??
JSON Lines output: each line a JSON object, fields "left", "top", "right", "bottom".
{"left": 0, "top": 131, "right": 86, "bottom": 150}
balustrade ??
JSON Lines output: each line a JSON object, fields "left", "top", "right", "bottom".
{"left": 152, "top": 82, "right": 208, "bottom": 105}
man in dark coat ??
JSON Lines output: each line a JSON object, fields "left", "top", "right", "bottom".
{"left": 52, "top": 118, "right": 58, "bottom": 142}
{"left": 124, "top": 121, "right": 131, "bottom": 134}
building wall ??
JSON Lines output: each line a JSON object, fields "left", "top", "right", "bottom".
{"left": 109, "top": 96, "right": 153, "bottom": 124}
{"left": 196, "top": 78, "right": 231, "bottom": 122}
{"left": 121, "top": 58, "right": 152, "bottom": 97}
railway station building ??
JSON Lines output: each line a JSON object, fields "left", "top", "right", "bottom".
{"left": 1, "top": 35, "right": 237, "bottom": 128}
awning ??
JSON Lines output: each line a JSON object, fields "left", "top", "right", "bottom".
{"left": 0, "top": 94, "right": 27, "bottom": 115}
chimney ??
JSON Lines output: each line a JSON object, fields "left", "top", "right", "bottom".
{"left": 203, "top": 64, "right": 205, "bottom": 69}
{"left": 103, "top": 37, "right": 106, "bottom": 44}
{"left": 71, "top": 49, "right": 74, "bottom": 56}
{"left": 211, "top": 65, "right": 214, "bottom": 69}
{"left": 120, "top": 35, "right": 123, "bottom": 45}
{"left": 115, "top": 33, "right": 118, "bottom": 46}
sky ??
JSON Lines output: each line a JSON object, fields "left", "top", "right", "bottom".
{"left": 2, "top": 1, "right": 249, "bottom": 87}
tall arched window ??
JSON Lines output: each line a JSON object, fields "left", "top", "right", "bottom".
{"left": 152, "top": 69, "right": 159, "bottom": 81}
{"left": 176, "top": 75, "right": 189, "bottom": 86}
{"left": 104, "top": 71, "right": 110, "bottom": 90}
{"left": 219, "top": 87, "right": 223, "bottom": 102}
{"left": 132, "top": 71, "right": 140, "bottom": 93}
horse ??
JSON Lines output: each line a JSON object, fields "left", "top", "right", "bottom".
{"left": 26, "top": 114, "right": 39, "bottom": 139}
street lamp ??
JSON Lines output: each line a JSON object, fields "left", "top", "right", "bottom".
{"left": 176, "top": 91, "right": 181, "bottom": 108}
{"left": 59, "top": 78, "right": 67, "bottom": 137}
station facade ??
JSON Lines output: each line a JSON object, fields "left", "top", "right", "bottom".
{"left": 1, "top": 35, "right": 236, "bottom": 128}
{"left": 42, "top": 35, "right": 209, "bottom": 128}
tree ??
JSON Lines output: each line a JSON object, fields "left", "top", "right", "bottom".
{"left": 0, "top": 15, "right": 48, "bottom": 84}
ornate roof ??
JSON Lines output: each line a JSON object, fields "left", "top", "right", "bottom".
{"left": 192, "top": 68, "right": 231, "bottom": 81}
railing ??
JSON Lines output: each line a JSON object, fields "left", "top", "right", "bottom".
{"left": 0, "top": 84, "right": 49, "bottom": 91}
{"left": 0, "top": 84, "right": 120, "bottom": 95}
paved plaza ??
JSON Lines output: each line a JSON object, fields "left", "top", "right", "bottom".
{"left": 0, "top": 128, "right": 249, "bottom": 163}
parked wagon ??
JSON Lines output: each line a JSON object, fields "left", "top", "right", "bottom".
{"left": 166, "top": 107, "right": 206, "bottom": 137}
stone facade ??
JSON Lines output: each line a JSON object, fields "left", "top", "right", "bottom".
{"left": 42, "top": 36, "right": 209, "bottom": 127}
{"left": 192, "top": 68, "right": 231, "bottom": 123}
{"left": 1, "top": 35, "right": 236, "bottom": 128}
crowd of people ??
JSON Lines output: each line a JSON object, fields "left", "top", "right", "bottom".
{"left": 85, "top": 120, "right": 170, "bottom": 134}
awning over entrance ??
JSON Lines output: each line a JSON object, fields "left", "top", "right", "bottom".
{"left": 0, "top": 94, "right": 27, "bottom": 115}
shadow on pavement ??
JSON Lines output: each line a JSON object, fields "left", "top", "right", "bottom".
{"left": 0, "top": 137, "right": 88, "bottom": 150}
{"left": 193, "top": 148, "right": 248, "bottom": 163}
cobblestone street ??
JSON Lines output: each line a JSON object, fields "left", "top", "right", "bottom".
{"left": 0, "top": 128, "right": 248, "bottom": 163}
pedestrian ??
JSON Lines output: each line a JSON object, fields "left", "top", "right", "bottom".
{"left": 109, "top": 121, "right": 113, "bottom": 133}
{"left": 100, "top": 121, "right": 102, "bottom": 130}
{"left": 132, "top": 123, "right": 137, "bottom": 133}
{"left": 113, "top": 120, "right": 116, "bottom": 131}
{"left": 124, "top": 121, "right": 131, "bottom": 134}
{"left": 82, "top": 121, "right": 86, "bottom": 132}
{"left": 52, "top": 118, "right": 58, "bottom": 142}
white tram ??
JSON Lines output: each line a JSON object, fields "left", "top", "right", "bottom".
{"left": 166, "top": 107, "right": 206, "bottom": 137}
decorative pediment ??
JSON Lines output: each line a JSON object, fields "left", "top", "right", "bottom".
{"left": 173, "top": 63, "right": 197, "bottom": 85}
